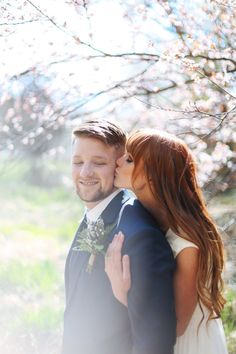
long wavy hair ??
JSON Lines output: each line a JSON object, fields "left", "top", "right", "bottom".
{"left": 127, "top": 129, "right": 226, "bottom": 320}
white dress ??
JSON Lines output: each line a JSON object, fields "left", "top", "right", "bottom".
{"left": 166, "top": 229, "right": 228, "bottom": 354}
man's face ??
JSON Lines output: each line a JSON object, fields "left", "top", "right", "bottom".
{"left": 72, "top": 136, "right": 122, "bottom": 209}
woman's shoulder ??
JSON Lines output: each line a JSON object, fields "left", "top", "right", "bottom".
{"left": 166, "top": 229, "right": 199, "bottom": 258}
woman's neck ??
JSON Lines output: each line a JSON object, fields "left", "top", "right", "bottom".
{"left": 135, "top": 188, "right": 169, "bottom": 233}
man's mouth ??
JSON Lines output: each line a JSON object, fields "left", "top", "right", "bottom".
{"left": 79, "top": 180, "right": 98, "bottom": 186}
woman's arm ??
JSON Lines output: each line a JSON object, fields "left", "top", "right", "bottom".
{"left": 174, "top": 247, "right": 199, "bottom": 336}
{"left": 105, "top": 233, "right": 199, "bottom": 337}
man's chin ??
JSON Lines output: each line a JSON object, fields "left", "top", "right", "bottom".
{"left": 75, "top": 190, "right": 113, "bottom": 203}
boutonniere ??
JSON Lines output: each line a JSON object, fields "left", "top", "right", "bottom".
{"left": 73, "top": 217, "right": 116, "bottom": 273}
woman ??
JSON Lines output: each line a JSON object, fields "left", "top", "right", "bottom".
{"left": 105, "top": 129, "right": 228, "bottom": 354}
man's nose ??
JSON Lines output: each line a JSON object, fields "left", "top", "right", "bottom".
{"left": 80, "top": 163, "right": 93, "bottom": 178}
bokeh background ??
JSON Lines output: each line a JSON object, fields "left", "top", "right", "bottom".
{"left": 0, "top": 1, "right": 235, "bottom": 353}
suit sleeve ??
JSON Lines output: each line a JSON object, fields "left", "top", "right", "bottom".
{"left": 123, "top": 228, "right": 176, "bottom": 354}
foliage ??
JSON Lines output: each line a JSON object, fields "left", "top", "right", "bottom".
{"left": 222, "top": 289, "right": 236, "bottom": 336}
{"left": 222, "top": 289, "right": 236, "bottom": 354}
{"left": 0, "top": 0, "right": 235, "bottom": 194}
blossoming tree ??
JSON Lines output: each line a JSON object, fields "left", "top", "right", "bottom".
{"left": 0, "top": 0, "right": 235, "bottom": 194}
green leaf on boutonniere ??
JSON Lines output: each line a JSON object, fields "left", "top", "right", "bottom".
{"left": 73, "top": 217, "right": 116, "bottom": 273}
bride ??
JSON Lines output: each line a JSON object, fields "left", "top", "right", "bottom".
{"left": 105, "top": 129, "right": 228, "bottom": 354}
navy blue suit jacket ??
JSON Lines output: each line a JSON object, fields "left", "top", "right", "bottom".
{"left": 62, "top": 190, "right": 176, "bottom": 354}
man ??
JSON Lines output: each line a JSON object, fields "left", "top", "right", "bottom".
{"left": 62, "top": 120, "right": 176, "bottom": 354}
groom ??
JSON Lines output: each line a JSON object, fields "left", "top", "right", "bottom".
{"left": 62, "top": 120, "right": 176, "bottom": 354}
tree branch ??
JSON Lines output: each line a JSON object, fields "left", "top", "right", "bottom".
{"left": 190, "top": 54, "right": 236, "bottom": 71}
{"left": 196, "top": 70, "right": 236, "bottom": 99}
{"left": 0, "top": 18, "right": 48, "bottom": 26}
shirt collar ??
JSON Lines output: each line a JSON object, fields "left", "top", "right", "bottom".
{"left": 86, "top": 189, "right": 123, "bottom": 223}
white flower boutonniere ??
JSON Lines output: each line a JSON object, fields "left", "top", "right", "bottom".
{"left": 73, "top": 217, "right": 116, "bottom": 273}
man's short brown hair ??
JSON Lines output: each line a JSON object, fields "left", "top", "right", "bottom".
{"left": 73, "top": 119, "right": 126, "bottom": 149}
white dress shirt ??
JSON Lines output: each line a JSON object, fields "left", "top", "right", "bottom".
{"left": 86, "top": 189, "right": 123, "bottom": 223}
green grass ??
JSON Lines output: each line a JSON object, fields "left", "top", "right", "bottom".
{"left": 222, "top": 289, "right": 236, "bottom": 336}
{"left": 0, "top": 159, "right": 76, "bottom": 353}
{"left": 212, "top": 189, "right": 236, "bottom": 205}
{"left": 21, "top": 306, "right": 63, "bottom": 330}
{"left": 0, "top": 213, "right": 80, "bottom": 241}
{"left": 222, "top": 289, "right": 236, "bottom": 354}
{"left": 0, "top": 181, "right": 74, "bottom": 205}
{"left": 0, "top": 158, "right": 74, "bottom": 203}
{"left": 0, "top": 260, "right": 60, "bottom": 294}
{"left": 0, "top": 221, "right": 78, "bottom": 240}
{"left": 0, "top": 160, "right": 83, "bottom": 241}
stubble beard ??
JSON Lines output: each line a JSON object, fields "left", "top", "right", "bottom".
{"left": 76, "top": 186, "right": 113, "bottom": 204}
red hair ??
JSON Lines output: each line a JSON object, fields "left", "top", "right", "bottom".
{"left": 127, "top": 129, "right": 225, "bottom": 320}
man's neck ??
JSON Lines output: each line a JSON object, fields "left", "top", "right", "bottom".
{"left": 86, "top": 189, "right": 123, "bottom": 223}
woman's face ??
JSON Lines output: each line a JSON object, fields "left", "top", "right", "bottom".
{"left": 114, "top": 152, "right": 146, "bottom": 192}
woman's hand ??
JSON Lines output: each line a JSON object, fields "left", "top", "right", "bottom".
{"left": 105, "top": 232, "right": 131, "bottom": 306}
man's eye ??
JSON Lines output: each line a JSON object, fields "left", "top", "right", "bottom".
{"left": 73, "top": 162, "right": 82, "bottom": 165}
{"left": 94, "top": 162, "right": 106, "bottom": 166}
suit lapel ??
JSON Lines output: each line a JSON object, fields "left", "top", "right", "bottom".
{"left": 70, "top": 215, "right": 87, "bottom": 250}
{"left": 101, "top": 189, "right": 130, "bottom": 226}
{"left": 65, "top": 190, "right": 131, "bottom": 307}
{"left": 101, "top": 190, "right": 130, "bottom": 248}
{"left": 64, "top": 215, "right": 87, "bottom": 302}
